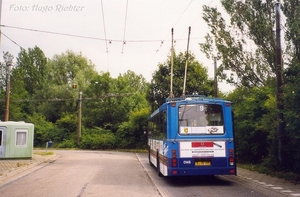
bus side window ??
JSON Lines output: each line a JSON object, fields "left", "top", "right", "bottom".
{"left": 149, "top": 111, "right": 167, "bottom": 140}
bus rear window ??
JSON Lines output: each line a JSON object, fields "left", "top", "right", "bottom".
{"left": 178, "top": 104, "right": 224, "bottom": 135}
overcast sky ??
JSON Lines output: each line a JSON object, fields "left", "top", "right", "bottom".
{"left": 0, "top": 0, "right": 234, "bottom": 92}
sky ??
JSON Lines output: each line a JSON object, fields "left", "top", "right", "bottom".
{"left": 0, "top": 0, "right": 235, "bottom": 92}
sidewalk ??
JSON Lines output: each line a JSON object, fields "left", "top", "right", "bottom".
{"left": 236, "top": 167, "right": 300, "bottom": 197}
{"left": 0, "top": 151, "right": 59, "bottom": 185}
{"left": 0, "top": 151, "right": 299, "bottom": 196}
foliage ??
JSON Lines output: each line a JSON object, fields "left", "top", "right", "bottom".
{"left": 15, "top": 46, "right": 48, "bottom": 95}
{"left": 200, "top": 0, "right": 276, "bottom": 88}
{"left": 116, "top": 107, "right": 150, "bottom": 149}
{"left": 36, "top": 50, "right": 98, "bottom": 123}
{"left": 80, "top": 127, "right": 116, "bottom": 150}
{"left": 282, "top": 62, "right": 300, "bottom": 173}
{"left": 55, "top": 112, "right": 78, "bottom": 141}
{"left": 25, "top": 113, "right": 59, "bottom": 147}
{"left": 83, "top": 70, "right": 149, "bottom": 132}
{"left": 227, "top": 86, "right": 276, "bottom": 164}
{"left": 56, "top": 139, "right": 76, "bottom": 149}
{"left": 201, "top": 0, "right": 300, "bottom": 174}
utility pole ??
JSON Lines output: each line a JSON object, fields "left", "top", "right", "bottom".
{"left": 0, "top": 0, "right": 2, "bottom": 44}
{"left": 4, "top": 56, "right": 12, "bottom": 121}
{"left": 77, "top": 91, "right": 82, "bottom": 145}
{"left": 275, "top": 2, "right": 284, "bottom": 164}
{"left": 214, "top": 57, "right": 218, "bottom": 97}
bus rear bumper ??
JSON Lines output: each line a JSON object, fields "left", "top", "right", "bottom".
{"left": 167, "top": 167, "right": 236, "bottom": 176}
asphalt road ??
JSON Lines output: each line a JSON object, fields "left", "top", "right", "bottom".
{"left": 0, "top": 150, "right": 269, "bottom": 197}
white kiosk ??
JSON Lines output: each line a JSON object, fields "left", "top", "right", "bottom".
{"left": 0, "top": 121, "right": 34, "bottom": 159}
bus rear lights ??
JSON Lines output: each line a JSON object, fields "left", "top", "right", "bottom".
{"left": 172, "top": 150, "right": 177, "bottom": 167}
{"left": 230, "top": 169, "right": 235, "bottom": 174}
{"left": 229, "top": 149, "right": 234, "bottom": 157}
{"left": 229, "top": 157, "right": 234, "bottom": 166}
{"left": 172, "top": 159, "right": 177, "bottom": 167}
{"left": 172, "top": 170, "right": 178, "bottom": 175}
{"left": 172, "top": 150, "right": 176, "bottom": 158}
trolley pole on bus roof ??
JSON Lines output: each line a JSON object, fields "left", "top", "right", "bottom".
{"left": 182, "top": 26, "right": 191, "bottom": 97}
{"left": 169, "top": 28, "right": 174, "bottom": 98}
{"left": 214, "top": 57, "right": 218, "bottom": 97}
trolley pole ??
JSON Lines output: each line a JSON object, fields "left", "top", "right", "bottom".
{"left": 214, "top": 57, "right": 218, "bottom": 97}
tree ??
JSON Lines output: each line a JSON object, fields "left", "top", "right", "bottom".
{"left": 147, "top": 51, "right": 214, "bottom": 110}
{"left": 281, "top": 0, "right": 300, "bottom": 172}
{"left": 9, "top": 47, "right": 47, "bottom": 119}
{"left": 14, "top": 46, "right": 48, "bottom": 95}
{"left": 227, "top": 86, "right": 276, "bottom": 164}
{"left": 200, "top": 0, "right": 277, "bottom": 88}
{"left": 116, "top": 108, "right": 150, "bottom": 149}
{"left": 37, "top": 50, "right": 98, "bottom": 122}
{"left": 83, "top": 70, "right": 149, "bottom": 132}
{"left": 201, "top": 0, "right": 296, "bottom": 170}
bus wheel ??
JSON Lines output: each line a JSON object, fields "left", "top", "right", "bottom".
{"left": 157, "top": 155, "right": 163, "bottom": 177}
{"left": 148, "top": 147, "right": 154, "bottom": 167}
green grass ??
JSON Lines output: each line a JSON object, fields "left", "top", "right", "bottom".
{"left": 238, "top": 163, "right": 300, "bottom": 185}
{"left": 115, "top": 149, "right": 148, "bottom": 153}
{"left": 33, "top": 151, "right": 54, "bottom": 156}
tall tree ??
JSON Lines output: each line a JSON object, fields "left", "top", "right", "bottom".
{"left": 8, "top": 47, "right": 47, "bottom": 119}
{"left": 38, "top": 50, "right": 98, "bottom": 122}
{"left": 83, "top": 71, "right": 149, "bottom": 132}
{"left": 200, "top": 0, "right": 291, "bottom": 168}
{"left": 200, "top": 0, "right": 277, "bottom": 88}
{"left": 281, "top": 0, "right": 300, "bottom": 173}
{"left": 14, "top": 46, "right": 48, "bottom": 95}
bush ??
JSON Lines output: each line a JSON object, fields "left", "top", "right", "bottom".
{"left": 56, "top": 139, "right": 76, "bottom": 149}
{"left": 80, "top": 128, "right": 116, "bottom": 149}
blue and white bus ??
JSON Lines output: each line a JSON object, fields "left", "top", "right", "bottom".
{"left": 148, "top": 95, "right": 236, "bottom": 176}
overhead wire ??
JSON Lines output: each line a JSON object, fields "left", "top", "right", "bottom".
{"left": 0, "top": 24, "right": 204, "bottom": 44}
{"left": 153, "top": 0, "right": 194, "bottom": 55}
{"left": 175, "top": 0, "right": 215, "bottom": 48}
{"left": 145, "top": 0, "right": 194, "bottom": 74}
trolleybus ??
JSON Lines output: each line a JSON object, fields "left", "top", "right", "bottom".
{"left": 148, "top": 95, "right": 236, "bottom": 176}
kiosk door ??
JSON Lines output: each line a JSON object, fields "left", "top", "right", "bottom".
{"left": 0, "top": 128, "right": 5, "bottom": 157}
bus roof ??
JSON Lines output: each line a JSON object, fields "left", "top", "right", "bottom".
{"left": 165, "top": 95, "right": 229, "bottom": 103}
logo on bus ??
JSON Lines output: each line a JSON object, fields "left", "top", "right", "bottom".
{"left": 184, "top": 128, "right": 188, "bottom": 133}
{"left": 183, "top": 160, "right": 191, "bottom": 164}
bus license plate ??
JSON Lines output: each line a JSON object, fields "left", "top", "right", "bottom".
{"left": 195, "top": 161, "right": 211, "bottom": 166}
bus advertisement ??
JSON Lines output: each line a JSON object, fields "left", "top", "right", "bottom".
{"left": 148, "top": 95, "right": 236, "bottom": 177}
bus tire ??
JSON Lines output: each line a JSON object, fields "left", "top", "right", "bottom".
{"left": 148, "top": 147, "right": 154, "bottom": 167}
{"left": 157, "top": 154, "right": 163, "bottom": 177}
